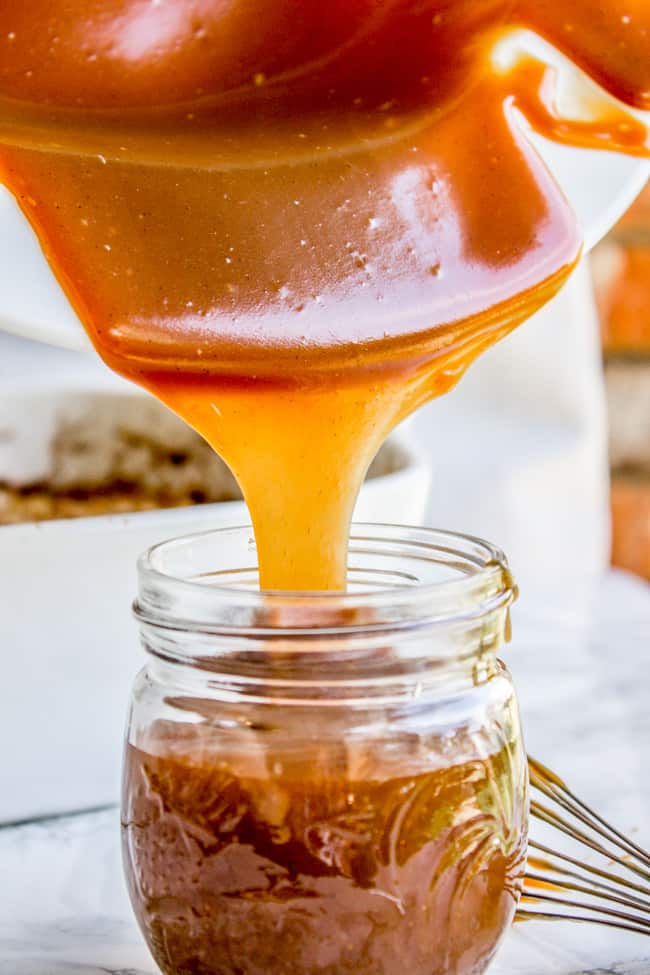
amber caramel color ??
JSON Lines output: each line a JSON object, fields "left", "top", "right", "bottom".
{"left": 122, "top": 734, "right": 526, "bottom": 975}
{"left": 0, "top": 1, "right": 649, "bottom": 588}
{"left": 611, "top": 477, "right": 650, "bottom": 582}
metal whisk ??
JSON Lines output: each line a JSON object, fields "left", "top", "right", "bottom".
{"left": 517, "top": 757, "right": 650, "bottom": 936}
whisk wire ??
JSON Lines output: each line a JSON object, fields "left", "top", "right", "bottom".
{"left": 516, "top": 908, "right": 650, "bottom": 938}
{"left": 525, "top": 871, "right": 650, "bottom": 915}
{"left": 528, "top": 840, "right": 650, "bottom": 900}
{"left": 530, "top": 799, "right": 650, "bottom": 883}
{"left": 529, "top": 758, "right": 650, "bottom": 869}
{"left": 523, "top": 890, "right": 650, "bottom": 930}
{"left": 519, "top": 757, "right": 650, "bottom": 936}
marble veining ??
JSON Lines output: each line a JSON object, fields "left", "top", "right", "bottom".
{"left": 2, "top": 570, "right": 649, "bottom": 975}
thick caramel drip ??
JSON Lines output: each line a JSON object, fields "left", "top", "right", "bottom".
{"left": 0, "top": 1, "right": 648, "bottom": 588}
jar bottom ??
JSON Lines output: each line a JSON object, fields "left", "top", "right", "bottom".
{"left": 121, "top": 730, "right": 527, "bottom": 975}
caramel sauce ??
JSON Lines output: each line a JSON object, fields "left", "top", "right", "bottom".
{"left": 3, "top": 10, "right": 646, "bottom": 966}
{"left": 0, "top": 1, "right": 648, "bottom": 588}
{"left": 122, "top": 726, "right": 527, "bottom": 975}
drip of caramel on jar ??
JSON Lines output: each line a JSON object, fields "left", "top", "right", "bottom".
{"left": 0, "top": 1, "right": 648, "bottom": 589}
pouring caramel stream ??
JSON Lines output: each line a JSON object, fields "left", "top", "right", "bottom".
{"left": 0, "top": 1, "right": 648, "bottom": 589}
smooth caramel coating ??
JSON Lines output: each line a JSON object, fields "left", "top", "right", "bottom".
{"left": 122, "top": 732, "right": 527, "bottom": 975}
{"left": 0, "top": 1, "right": 648, "bottom": 587}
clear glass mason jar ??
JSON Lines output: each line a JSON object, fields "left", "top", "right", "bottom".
{"left": 122, "top": 525, "right": 528, "bottom": 975}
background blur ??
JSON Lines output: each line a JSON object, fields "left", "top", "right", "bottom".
{"left": 592, "top": 183, "right": 650, "bottom": 583}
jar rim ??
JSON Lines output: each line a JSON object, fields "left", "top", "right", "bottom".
{"left": 135, "top": 523, "right": 516, "bottom": 638}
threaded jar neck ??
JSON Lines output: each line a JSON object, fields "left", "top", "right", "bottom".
{"left": 134, "top": 524, "right": 516, "bottom": 703}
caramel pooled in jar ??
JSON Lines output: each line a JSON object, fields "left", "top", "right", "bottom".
{"left": 122, "top": 724, "right": 526, "bottom": 975}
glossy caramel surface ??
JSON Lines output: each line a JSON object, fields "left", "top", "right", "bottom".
{"left": 122, "top": 727, "right": 526, "bottom": 975}
{"left": 0, "top": 1, "right": 648, "bottom": 587}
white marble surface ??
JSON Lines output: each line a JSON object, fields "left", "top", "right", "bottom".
{"left": 2, "top": 569, "right": 649, "bottom": 975}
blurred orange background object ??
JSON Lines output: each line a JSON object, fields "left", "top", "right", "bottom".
{"left": 593, "top": 183, "right": 650, "bottom": 581}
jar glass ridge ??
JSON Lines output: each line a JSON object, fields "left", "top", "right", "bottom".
{"left": 122, "top": 524, "right": 528, "bottom": 975}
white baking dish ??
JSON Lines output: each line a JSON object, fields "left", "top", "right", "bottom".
{"left": 0, "top": 378, "right": 431, "bottom": 824}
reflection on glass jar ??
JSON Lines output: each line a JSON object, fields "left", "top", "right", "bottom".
{"left": 121, "top": 525, "right": 528, "bottom": 975}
